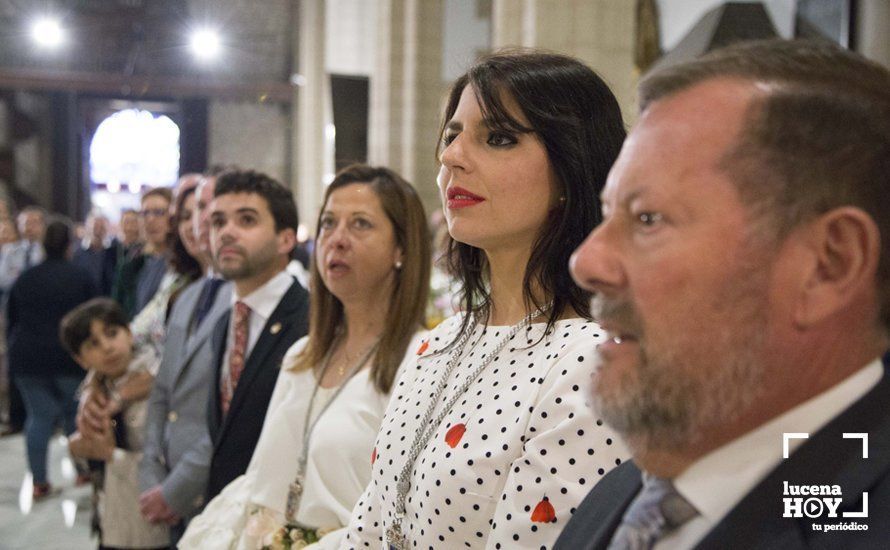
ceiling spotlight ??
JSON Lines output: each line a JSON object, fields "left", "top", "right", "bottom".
{"left": 31, "top": 17, "right": 64, "bottom": 48}
{"left": 190, "top": 28, "right": 221, "bottom": 61}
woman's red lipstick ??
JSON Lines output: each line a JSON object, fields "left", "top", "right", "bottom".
{"left": 446, "top": 186, "right": 485, "bottom": 209}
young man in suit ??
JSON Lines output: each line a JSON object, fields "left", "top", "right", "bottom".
{"left": 560, "top": 40, "right": 890, "bottom": 549}
{"left": 137, "top": 172, "right": 232, "bottom": 545}
{"left": 204, "top": 169, "right": 309, "bottom": 501}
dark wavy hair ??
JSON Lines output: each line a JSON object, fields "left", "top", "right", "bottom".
{"left": 437, "top": 49, "right": 626, "bottom": 335}
{"left": 214, "top": 169, "right": 299, "bottom": 235}
{"left": 169, "top": 182, "right": 202, "bottom": 280}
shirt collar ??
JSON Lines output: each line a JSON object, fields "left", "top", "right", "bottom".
{"left": 672, "top": 358, "right": 883, "bottom": 525}
{"left": 231, "top": 269, "right": 293, "bottom": 321}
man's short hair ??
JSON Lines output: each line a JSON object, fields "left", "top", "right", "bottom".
{"left": 141, "top": 186, "right": 173, "bottom": 204}
{"left": 640, "top": 39, "right": 890, "bottom": 329}
{"left": 204, "top": 164, "right": 238, "bottom": 178}
{"left": 60, "top": 298, "right": 129, "bottom": 356}
{"left": 214, "top": 169, "right": 299, "bottom": 233}
{"left": 19, "top": 205, "right": 46, "bottom": 219}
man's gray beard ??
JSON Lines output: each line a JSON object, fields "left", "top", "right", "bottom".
{"left": 591, "top": 332, "right": 766, "bottom": 453}
{"left": 590, "top": 272, "right": 769, "bottom": 454}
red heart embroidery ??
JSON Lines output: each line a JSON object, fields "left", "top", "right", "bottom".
{"left": 444, "top": 423, "right": 466, "bottom": 448}
{"left": 531, "top": 497, "right": 556, "bottom": 523}
{"left": 416, "top": 341, "right": 429, "bottom": 355}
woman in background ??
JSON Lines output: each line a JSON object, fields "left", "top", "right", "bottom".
{"left": 181, "top": 164, "right": 430, "bottom": 549}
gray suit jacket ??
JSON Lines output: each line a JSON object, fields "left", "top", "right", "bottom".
{"left": 139, "top": 277, "right": 233, "bottom": 517}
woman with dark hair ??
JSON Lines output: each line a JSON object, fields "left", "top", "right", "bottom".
{"left": 180, "top": 164, "right": 430, "bottom": 549}
{"left": 7, "top": 218, "right": 98, "bottom": 499}
{"left": 345, "top": 50, "right": 629, "bottom": 548}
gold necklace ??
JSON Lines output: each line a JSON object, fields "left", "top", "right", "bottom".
{"left": 336, "top": 338, "right": 379, "bottom": 378}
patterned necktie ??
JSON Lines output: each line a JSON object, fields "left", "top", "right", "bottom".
{"left": 220, "top": 301, "right": 250, "bottom": 415}
{"left": 607, "top": 474, "right": 699, "bottom": 550}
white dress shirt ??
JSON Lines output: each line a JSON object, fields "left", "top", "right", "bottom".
{"left": 220, "top": 269, "right": 295, "bottom": 385}
{"left": 655, "top": 358, "right": 883, "bottom": 549}
{"left": 0, "top": 239, "right": 45, "bottom": 291}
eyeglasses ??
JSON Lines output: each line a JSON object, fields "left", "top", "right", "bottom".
{"left": 140, "top": 208, "right": 169, "bottom": 218}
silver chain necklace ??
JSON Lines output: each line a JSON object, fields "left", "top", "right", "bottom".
{"left": 385, "top": 302, "right": 552, "bottom": 550}
{"left": 284, "top": 338, "right": 379, "bottom": 524}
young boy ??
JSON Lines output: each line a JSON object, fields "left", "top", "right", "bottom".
{"left": 61, "top": 298, "right": 169, "bottom": 549}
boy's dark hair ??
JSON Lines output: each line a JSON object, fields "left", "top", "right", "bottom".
{"left": 60, "top": 298, "right": 130, "bottom": 356}
{"left": 214, "top": 169, "right": 299, "bottom": 233}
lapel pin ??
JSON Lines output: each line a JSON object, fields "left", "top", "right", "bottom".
{"left": 270, "top": 322, "right": 282, "bottom": 335}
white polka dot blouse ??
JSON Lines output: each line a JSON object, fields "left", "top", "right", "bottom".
{"left": 344, "top": 315, "right": 629, "bottom": 549}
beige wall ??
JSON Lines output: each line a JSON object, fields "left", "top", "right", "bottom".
{"left": 492, "top": 0, "right": 638, "bottom": 123}
{"left": 208, "top": 100, "right": 290, "bottom": 184}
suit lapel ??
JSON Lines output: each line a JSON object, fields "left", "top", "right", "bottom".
{"left": 163, "top": 282, "right": 203, "bottom": 386}
{"left": 206, "top": 308, "right": 230, "bottom": 441}
{"left": 182, "top": 282, "right": 232, "bottom": 362}
{"left": 698, "top": 363, "right": 890, "bottom": 549}
{"left": 588, "top": 462, "right": 643, "bottom": 550}
{"left": 214, "top": 281, "right": 305, "bottom": 448}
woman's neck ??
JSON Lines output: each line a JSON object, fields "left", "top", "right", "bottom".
{"left": 485, "top": 244, "right": 543, "bottom": 326}
{"left": 340, "top": 291, "right": 389, "bottom": 347}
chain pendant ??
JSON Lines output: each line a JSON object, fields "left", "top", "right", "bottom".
{"left": 397, "top": 478, "right": 410, "bottom": 502}
{"left": 285, "top": 477, "right": 304, "bottom": 521}
{"left": 386, "top": 522, "right": 407, "bottom": 550}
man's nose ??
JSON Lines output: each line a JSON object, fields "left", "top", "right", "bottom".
{"left": 569, "top": 220, "right": 626, "bottom": 295}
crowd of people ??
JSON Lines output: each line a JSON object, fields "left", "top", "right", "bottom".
{"left": 0, "top": 37, "right": 888, "bottom": 549}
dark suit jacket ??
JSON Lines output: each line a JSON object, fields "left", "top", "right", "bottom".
{"left": 72, "top": 243, "right": 118, "bottom": 296}
{"left": 556, "top": 363, "right": 890, "bottom": 550}
{"left": 6, "top": 258, "right": 98, "bottom": 377}
{"left": 205, "top": 279, "right": 309, "bottom": 501}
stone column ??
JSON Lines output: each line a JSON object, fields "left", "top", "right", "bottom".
{"left": 857, "top": 0, "right": 890, "bottom": 67}
{"left": 491, "top": 0, "right": 637, "bottom": 121}
{"left": 293, "top": 0, "right": 330, "bottom": 234}
{"left": 369, "top": 0, "right": 445, "bottom": 210}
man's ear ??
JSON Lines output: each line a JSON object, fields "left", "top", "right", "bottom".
{"left": 793, "top": 206, "right": 880, "bottom": 328}
{"left": 277, "top": 228, "right": 297, "bottom": 257}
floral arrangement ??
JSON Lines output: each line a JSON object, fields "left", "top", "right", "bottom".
{"left": 259, "top": 525, "right": 319, "bottom": 550}
{"left": 246, "top": 507, "right": 336, "bottom": 550}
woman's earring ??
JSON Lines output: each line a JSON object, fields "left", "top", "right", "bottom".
{"left": 395, "top": 260, "right": 403, "bottom": 270}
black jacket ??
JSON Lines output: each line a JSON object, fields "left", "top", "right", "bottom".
{"left": 7, "top": 258, "right": 98, "bottom": 377}
{"left": 556, "top": 360, "right": 890, "bottom": 550}
{"left": 204, "top": 279, "right": 309, "bottom": 501}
